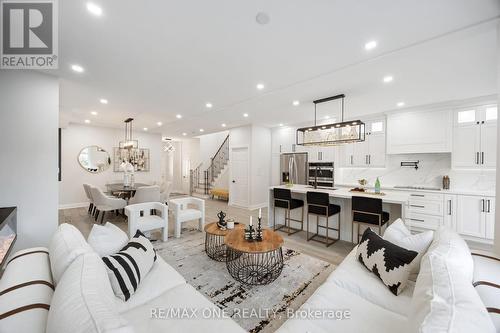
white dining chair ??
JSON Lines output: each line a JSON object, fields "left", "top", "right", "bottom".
{"left": 128, "top": 185, "right": 161, "bottom": 205}
{"left": 170, "top": 197, "right": 205, "bottom": 238}
{"left": 125, "top": 202, "right": 168, "bottom": 241}
{"left": 83, "top": 184, "right": 94, "bottom": 215}
{"left": 90, "top": 186, "right": 127, "bottom": 224}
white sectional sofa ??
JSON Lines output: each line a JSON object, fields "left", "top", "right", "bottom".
{"left": 277, "top": 226, "right": 499, "bottom": 333}
{"left": 0, "top": 224, "right": 245, "bottom": 333}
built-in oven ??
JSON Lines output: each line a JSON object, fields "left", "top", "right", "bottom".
{"left": 308, "top": 162, "right": 334, "bottom": 188}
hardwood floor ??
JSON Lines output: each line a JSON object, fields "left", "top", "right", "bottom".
{"left": 59, "top": 198, "right": 353, "bottom": 265}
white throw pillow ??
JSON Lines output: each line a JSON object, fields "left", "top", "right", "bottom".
{"left": 46, "top": 252, "right": 134, "bottom": 333}
{"left": 383, "top": 218, "right": 433, "bottom": 279}
{"left": 410, "top": 252, "right": 495, "bottom": 333}
{"left": 48, "top": 223, "right": 93, "bottom": 284}
{"left": 88, "top": 222, "right": 129, "bottom": 257}
{"left": 102, "top": 230, "right": 157, "bottom": 301}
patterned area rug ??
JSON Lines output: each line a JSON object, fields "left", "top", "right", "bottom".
{"left": 154, "top": 229, "right": 335, "bottom": 332}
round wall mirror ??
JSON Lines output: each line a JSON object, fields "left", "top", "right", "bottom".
{"left": 78, "top": 146, "right": 111, "bottom": 173}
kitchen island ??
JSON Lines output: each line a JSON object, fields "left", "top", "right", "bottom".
{"left": 268, "top": 185, "right": 410, "bottom": 242}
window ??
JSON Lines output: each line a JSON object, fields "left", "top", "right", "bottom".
{"left": 371, "top": 121, "right": 384, "bottom": 133}
{"left": 457, "top": 110, "right": 476, "bottom": 123}
{"left": 485, "top": 107, "right": 497, "bottom": 121}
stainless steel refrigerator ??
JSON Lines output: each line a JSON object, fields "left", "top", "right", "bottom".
{"left": 280, "top": 153, "right": 308, "bottom": 185}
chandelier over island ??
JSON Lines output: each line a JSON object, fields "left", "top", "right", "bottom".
{"left": 296, "top": 94, "right": 366, "bottom": 146}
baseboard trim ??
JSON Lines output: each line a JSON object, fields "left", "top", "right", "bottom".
{"left": 59, "top": 202, "right": 89, "bottom": 210}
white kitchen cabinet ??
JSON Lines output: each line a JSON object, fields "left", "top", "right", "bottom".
{"left": 271, "top": 127, "right": 297, "bottom": 154}
{"left": 387, "top": 109, "right": 452, "bottom": 154}
{"left": 443, "top": 194, "right": 457, "bottom": 229}
{"left": 339, "top": 118, "right": 385, "bottom": 167}
{"left": 452, "top": 105, "right": 497, "bottom": 169}
{"left": 456, "top": 195, "right": 495, "bottom": 240}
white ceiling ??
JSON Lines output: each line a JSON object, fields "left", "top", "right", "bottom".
{"left": 56, "top": 0, "right": 500, "bottom": 138}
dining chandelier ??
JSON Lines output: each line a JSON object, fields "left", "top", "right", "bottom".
{"left": 119, "top": 118, "right": 139, "bottom": 150}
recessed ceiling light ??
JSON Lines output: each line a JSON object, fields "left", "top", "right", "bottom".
{"left": 71, "top": 64, "right": 84, "bottom": 73}
{"left": 365, "top": 40, "right": 377, "bottom": 50}
{"left": 279, "top": 123, "right": 284, "bottom": 127}
{"left": 182, "top": 132, "right": 187, "bottom": 136}
{"left": 176, "top": 114, "right": 182, "bottom": 119}
{"left": 243, "top": 113, "right": 249, "bottom": 118}
{"left": 90, "top": 111, "right": 98, "bottom": 116}
{"left": 324, "top": 115, "right": 330, "bottom": 119}
{"left": 397, "top": 102, "right": 405, "bottom": 107}
{"left": 84, "top": 119, "right": 91, "bottom": 124}
{"left": 292, "top": 100, "right": 300, "bottom": 106}
{"left": 256, "top": 83, "right": 265, "bottom": 90}
{"left": 205, "top": 103, "right": 213, "bottom": 109}
{"left": 383, "top": 76, "right": 393, "bottom": 83}
{"left": 199, "top": 128, "right": 204, "bottom": 132}
{"left": 157, "top": 121, "right": 163, "bottom": 126}
{"left": 256, "top": 12, "right": 270, "bottom": 25}
{"left": 221, "top": 123, "right": 226, "bottom": 127}
{"left": 99, "top": 98, "right": 108, "bottom": 104}
{"left": 143, "top": 127, "right": 148, "bottom": 131}
{"left": 86, "top": 2, "right": 103, "bottom": 16}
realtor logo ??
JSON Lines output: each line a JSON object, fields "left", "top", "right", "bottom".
{"left": 1, "top": 0, "right": 58, "bottom": 69}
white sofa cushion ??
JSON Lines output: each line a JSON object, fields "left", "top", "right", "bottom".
{"left": 357, "top": 228, "right": 418, "bottom": 295}
{"left": 0, "top": 247, "right": 53, "bottom": 333}
{"left": 275, "top": 281, "right": 407, "bottom": 333}
{"left": 425, "top": 226, "right": 474, "bottom": 282}
{"left": 116, "top": 257, "right": 186, "bottom": 313}
{"left": 103, "top": 231, "right": 156, "bottom": 301}
{"left": 410, "top": 252, "right": 495, "bottom": 333}
{"left": 46, "top": 252, "right": 133, "bottom": 333}
{"left": 328, "top": 247, "right": 415, "bottom": 316}
{"left": 383, "top": 218, "right": 433, "bottom": 279}
{"left": 88, "top": 222, "right": 129, "bottom": 257}
{"left": 48, "top": 223, "right": 93, "bottom": 284}
{"left": 122, "top": 283, "right": 246, "bottom": 332}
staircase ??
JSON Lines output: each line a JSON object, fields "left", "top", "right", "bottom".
{"left": 190, "top": 135, "right": 229, "bottom": 198}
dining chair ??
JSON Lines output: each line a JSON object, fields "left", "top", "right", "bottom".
{"left": 128, "top": 185, "right": 161, "bottom": 205}
{"left": 90, "top": 186, "right": 127, "bottom": 224}
{"left": 83, "top": 184, "right": 94, "bottom": 215}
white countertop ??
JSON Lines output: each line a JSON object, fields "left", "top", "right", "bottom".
{"left": 335, "top": 183, "right": 495, "bottom": 197}
{"left": 270, "top": 184, "right": 410, "bottom": 205}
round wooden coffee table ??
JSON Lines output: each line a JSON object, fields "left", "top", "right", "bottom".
{"left": 204, "top": 222, "right": 244, "bottom": 261}
{"left": 225, "top": 228, "right": 284, "bottom": 285}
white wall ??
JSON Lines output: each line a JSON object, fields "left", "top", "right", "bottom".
{"left": 495, "top": 21, "right": 500, "bottom": 256}
{"left": 198, "top": 130, "right": 229, "bottom": 170}
{"left": 59, "top": 124, "right": 162, "bottom": 207}
{"left": 0, "top": 71, "right": 59, "bottom": 250}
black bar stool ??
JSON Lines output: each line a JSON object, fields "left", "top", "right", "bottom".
{"left": 306, "top": 191, "right": 341, "bottom": 247}
{"left": 351, "top": 196, "right": 390, "bottom": 244}
{"left": 273, "top": 188, "right": 304, "bottom": 235}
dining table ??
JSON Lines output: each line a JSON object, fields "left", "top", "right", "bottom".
{"left": 106, "top": 183, "right": 149, "bottom": 200}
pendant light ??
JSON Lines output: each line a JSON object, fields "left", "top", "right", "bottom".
{"left": 296, "top": 94, "right": 365, "bottom": 146}
{"left": 119, "top": 118, "right": 139, "bottom": 150}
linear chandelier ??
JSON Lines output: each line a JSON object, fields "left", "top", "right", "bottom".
{"left": 296, "top": 94, "right": 365, "bottom": 146}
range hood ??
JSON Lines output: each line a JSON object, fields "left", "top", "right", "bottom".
{"left": 296, "top": 94, "right": 365, "bottom": 146}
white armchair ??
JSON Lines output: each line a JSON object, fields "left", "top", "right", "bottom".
{"left": 170, "top": 197, "right": 205, "bottom": 238}
{"left": 125, "top": 202, "right": 168, "bottom": 241}
{"left": 128, "top": 185, "right": 161, "bottom": 205}
{"left": 90, "top": 186, "right": 127, "bottom": 224}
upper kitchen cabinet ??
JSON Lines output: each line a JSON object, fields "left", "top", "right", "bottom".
{"left": 339, "top": 118, "right": 386, "bottom": 167}
{"left": 386, "top": 109, "right": 452, "bottom": 154}
{"left": 271, "top": 126, "right": 297, "bottom": 154}
{"left": 452, "top": 105, "right": 497, "bottom": 169}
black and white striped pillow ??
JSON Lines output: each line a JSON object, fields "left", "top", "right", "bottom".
{"left": 102, "top": 230, "right": 157, "bottom": 301}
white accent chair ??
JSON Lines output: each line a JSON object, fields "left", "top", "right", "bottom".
{"left": 128, "top": 185, "right": 161, "bottom": 205}
{"left": 90, "top": 186, "right": 127, "bottom": 224}
{"left": 170, "top": 197, "right": 205, "bottom": 238}
{"left": 82, "top": 184, "right": 94, "bottom": 215}
{"left": 125, "top": 202, "right": 168, "bottom": 241}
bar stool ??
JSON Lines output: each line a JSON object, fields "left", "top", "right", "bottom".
{"left": 273, "top": 188, "right": 304, "bottom": 235}
{"left": 351, "top": 196, "right": 390, "bottom": 244}
{"left": 306, "top": 191, "right": 341, "bottom": 247}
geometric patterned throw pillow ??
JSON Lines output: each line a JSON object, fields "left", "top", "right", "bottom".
{"left": 102, "top": 230, "right": 157, "bottom": 301}
{"left": 357, "top": 228, "right": 418, "bottom": 295}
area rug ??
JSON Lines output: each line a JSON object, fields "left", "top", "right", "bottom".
{"left": 154, "top": 228, "right": 335, "bottom": 332}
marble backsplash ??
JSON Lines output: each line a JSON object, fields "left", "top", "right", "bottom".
{"left": 338, "top": 153, "right": 496, "bottom": 192}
